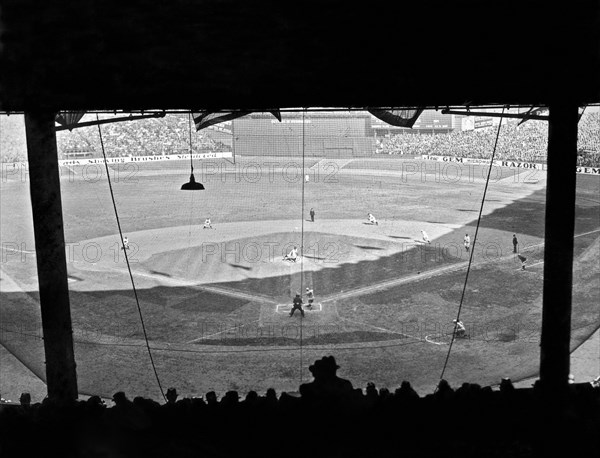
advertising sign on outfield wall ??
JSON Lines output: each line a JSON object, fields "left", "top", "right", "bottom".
{"left": 57, "top": 152, "right": 233, "bottom": 167}
{"left": 421, "top": 155, "right": 598, "bottom": 175}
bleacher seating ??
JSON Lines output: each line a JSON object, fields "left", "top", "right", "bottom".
{"left": 376, "top": 112, "right": 600, "bottom": 167}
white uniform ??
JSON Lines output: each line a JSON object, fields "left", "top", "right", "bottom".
{"left": 421, "top": 230, "right": 430, "bottom": 243}
{"left": 123, "top": 237, "right": 130, "bottom": 250}
{"left": 453, "top": 320, "right": 466, "bottom": 337}
{"left": 306, "top": 287, "right": 314, "bottom": 307}
{"left": 464, "top": 234, "right": 471, "bottom": 251}
{"left": 368, "top": 213, "right": 378, "bottom": 225}
{"left": 284, "top": 247, "right": 299, "bottom": 262}
{"left": 203, "top": 218, "right": 212, "bottom": 229}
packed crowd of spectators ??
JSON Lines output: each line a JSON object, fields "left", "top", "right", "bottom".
{"left": 1, "top": 357, "right": 599, "bottom": 458}
{"left": 55, "top": 114, "right": 225, "bottom": 158}
{"left": 376, "top": 112, "right": 599, "bottom": 167}
{"left": 2, "top": 112, "right": 598, "bottom": 165}
{"left": 0, "top": 115, "right": 28, "bottom": 162}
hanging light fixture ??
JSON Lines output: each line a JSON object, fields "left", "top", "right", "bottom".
{"left": 181, "top": 112, "right": 205, "bottom": 190}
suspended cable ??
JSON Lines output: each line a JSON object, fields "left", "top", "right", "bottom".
{"left": 96, "top": 115, "right": 167, "bottom": 402}
{"left": 187, "top": 114, "right": 196, "bottom": 238}
{"left": 188, "top": 112, "right": 194, "bottom": 174}
{"left": 299, "top": 108, "right": 306, "bottom": 383}
{"left": 438, "top": 108, "right": 505, "bottom": 383}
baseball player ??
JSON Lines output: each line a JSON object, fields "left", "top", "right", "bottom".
{"left": 289, "top": 293, "right": 305, "bottom": 317}
{"left": 463, "top": 233, "right": 471, "bottom": 252}
{"left": 453, "top": 319, "right": 466, "bottom": 338}
{"left": 283, "top": 246, "right": 299, "bottom": 262}
{"left": 421, "top": 230, "right": 431, "bottom": 244}
{"left": 518, "top": 254, "right": 527, "bottom": 270}
{"left": 203, "top": 218, "right": 213, "bottom": 229}
{"left": 368, "top": 213, "right": 378, "bottom": 225}
{"left": 122, "top": 236, "right": 130, "bottom": 250}
{"left": 306, "top": 287, "right": 315, "bottom": 308}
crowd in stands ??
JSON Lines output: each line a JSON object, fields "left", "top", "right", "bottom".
{"left": 2, "top": 112, "right": 598, "bottom": 165}
{"left": 0, "top": 115, "right": 28, "bottom": 162}
{"left": 376, "top": 112, "right": 600, "bottom": 167}
{"left": 55, "top": 114, "right": 227, "bottom": 158}
{"left": 1, "top": 357, "right": 599, "bottom": 458}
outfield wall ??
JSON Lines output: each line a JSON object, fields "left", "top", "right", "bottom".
{"left": 421, "top": 154, "right": 600, "bottom": 175}
{"left": 234, "top": 114, "right": 375, "bottom": 157}
{"left": 235, "top": 136, "right": 374, "bottom": 157}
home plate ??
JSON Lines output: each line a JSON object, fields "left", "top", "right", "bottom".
{"left": 259, "top": 301, "right": 338, "bottom": 325}
{"left": 276, "top": 302, "right": 323, "bottom": 313}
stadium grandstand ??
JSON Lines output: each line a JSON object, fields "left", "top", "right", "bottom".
{"left": 3, "top": 110, "right": 597, "bottom": 166}
{"left": 375, "top": 111, "right": 599, "bottom": 166}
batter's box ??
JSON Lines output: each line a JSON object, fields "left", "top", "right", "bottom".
{"left": 276, "top": 303, "right": 323, "bottom": 313}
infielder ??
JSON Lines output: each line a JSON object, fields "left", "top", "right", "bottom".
{"left": 421, "top": 230, "right": 430, "bottom": 244}
{"left": 453, "top": 319, "right": 466, "bottom": 338}
{"left": 463, "top": 233, "right": 471, "bottom": 252}
{"left": 283, "top": 246, "right": 299, "bottom": 262}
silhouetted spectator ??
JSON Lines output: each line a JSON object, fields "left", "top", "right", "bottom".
{"left": 166, "top": 388, "right": 178, "bottom": 404}
{"left": 299, "top": 356, "right": 353, "bottom": 401}
{"left": 19, "top": 393, "right": 31, "bottom": 407}
{"left": 434, "top": 379, "right": 454, "bottom": 402}
{"left": 221, "top": 391, "right": 239, "bottom": 406}
{"left": 244, "top": 391, "right": 259, "bottom": 405}
{"left": 86, "top": 396, "right": 106, "bottom": 410}
{"left": 395, "top": 381, "right": 420, "bottom": 403}
{"left": 205, "top": 391, "right": 218, "bottom": 406}
{"left": 366, "top": 382, "right": 378, "bottom": 401}
{"left": 500, "top": 377, "right": 515, "bottom": 393}
{"left": 112, "top": 391, "right": 130, "bottom": 408}
{"left": 378, "top": 387, "right": 391, "bottom": 401}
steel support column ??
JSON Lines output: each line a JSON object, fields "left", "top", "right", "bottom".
{"left": 25, "top": 111, "right": 78, "bottom": 402}
{"left": 539, "top": 102, "right": 579, "bottom": 390}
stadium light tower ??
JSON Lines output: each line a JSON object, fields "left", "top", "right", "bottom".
{"left": 181, "top": 112, "right": 205, "bottom": 190}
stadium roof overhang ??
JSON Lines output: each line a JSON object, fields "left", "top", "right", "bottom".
{"left": 0, "top": 0, "right": 599, "bottom": 112}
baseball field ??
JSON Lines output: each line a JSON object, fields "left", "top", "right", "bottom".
{"left": 1, "top": 155, "right": 598, "bottom": 399}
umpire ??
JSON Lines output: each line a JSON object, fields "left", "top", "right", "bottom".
{"left": 290, "top": 293, "right": 305, "bottom": 317}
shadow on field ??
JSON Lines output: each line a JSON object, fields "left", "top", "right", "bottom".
{"left": 228, "top": 263, "right": 252, "bottom": 271}
{"left": 149, "top": 270, "right": 172, "bottom": 278}
{"left": 476, "top": 186, "right": 599, "bottom": 237}
{"left": 354, "top": 245, "right": 384, "bottom": 251}
{"left": 216, "top": 242, "right": 461, "bottom": 301}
